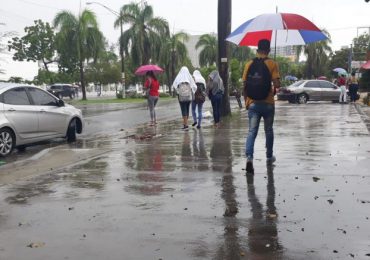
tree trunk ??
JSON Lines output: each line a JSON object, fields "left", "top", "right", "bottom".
{"left": 218, "top": 0, "right": 232, "bottom": 117}
{"left": 79, "top": 60, "right": 86, "bottom": 100}
{"left": 171, "top": 50, "right": 176, "bottom": 96}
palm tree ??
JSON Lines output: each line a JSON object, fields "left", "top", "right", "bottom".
{"left": 114, "top": 2, "right": 169, "bottom": 68}
{"left": 296, "top": 29, "right": 332, "bottom": 78}
{"left": 53, "top": 9, "right": 104, "bottom": 100}
{"left": 230, "top": 45, "right": 253, "bottom": 63}
{"left": 196, "top": 34, "right": 217, "bottom": 67}
{"left": 158, "top": 31, "right": 189, "bottom": 94}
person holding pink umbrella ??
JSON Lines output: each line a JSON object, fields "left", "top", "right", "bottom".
{"left": 144, "top": 71, "right": 160, "bottom": 126}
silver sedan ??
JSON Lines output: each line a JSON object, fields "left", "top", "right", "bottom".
{"left": 277, "top": 80, "right": 343, "bottom": 104}
{"left": 0, "top": 83, "right": 83, "bottom": 157}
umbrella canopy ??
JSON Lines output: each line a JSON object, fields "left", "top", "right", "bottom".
{"left": 226, "top": 13, "right": 327, "bottom": 47}
{"left": 135, "top": 64, "right": 164, "bottom": 76}
{"left": 318, "top": 76, "right": 327, "bottom": 80}
{"left": 333, "top": 68, "right": 347, "bottom": 75}
{"left": 361, "top": 60, "right": 370, "bottom": 70}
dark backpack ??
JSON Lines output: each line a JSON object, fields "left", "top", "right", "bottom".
{"left": 194, "top": 83, "right": 205, "bottom": 104}
{"left": 245, "top": 58, "right": 272, "bottom": 100}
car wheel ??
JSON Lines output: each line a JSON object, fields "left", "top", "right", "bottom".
{"left": 0, "top": 128, "right": 15, "bottom": 157}
{"left": 297, "top": 94, "right": 308, "bottom": 104}
{"left": 67, "top": 119, "right": 77, "bottom": 142}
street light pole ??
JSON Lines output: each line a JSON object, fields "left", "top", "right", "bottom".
{"left": 86, "top": 1, "right": 125, "bottom": 95}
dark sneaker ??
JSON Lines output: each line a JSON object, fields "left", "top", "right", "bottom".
{"left": 246, "top": 160, "right": 254, "bottom": 174}
{"left": 196, "top": 125, "right": 201, "bottom": 129}
{"left": 266, "top": 156, "right": 276, "bottom": 165}
{"left": 182, "top": 125, "right": 189, "bottom": 131}
{"left": 192, "top": 122, "right": 197, "bottom": 127}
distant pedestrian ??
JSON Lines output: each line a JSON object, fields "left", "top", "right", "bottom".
{"left": 242, "top": 39, "right": 281, "bottom": 174}
{"left": 337, "top": 73, "right": 347, "bottom": 103}
{"left": 144, "top": 71, "right": 160, "bottom": 126}
{"left": 172, "top": 66, "right": 197, "bottom": 130}
{"left": 191, "top": 70, "right": 207, "bottom": 129}
{"left": 348, "top": 72, "right": 359, "bottom": 103}
{"left": 207, "top": 70, "right": 224, "bottom": 128}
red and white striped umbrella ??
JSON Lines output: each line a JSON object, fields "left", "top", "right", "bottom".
{"left": 227, "top": 13, "right": 328, "bottom": 47}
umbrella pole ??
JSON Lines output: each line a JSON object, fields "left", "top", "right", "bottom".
{"left": 274, "top": 6, "right": 278, "bottom": 60}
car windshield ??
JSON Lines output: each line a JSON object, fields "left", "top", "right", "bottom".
{"left": 50, "top": 85, "right": 62, "bottom": 90}
{"left": 289, "top": 80, "right": 305, "bottom": 87}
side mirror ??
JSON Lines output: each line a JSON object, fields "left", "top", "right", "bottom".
{"left": 57, "top": 99, "right": 65, "bottom": 107}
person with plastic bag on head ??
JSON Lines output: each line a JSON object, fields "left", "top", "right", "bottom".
{"left": 172, "top": 66, "right": 197, "bottom": 130}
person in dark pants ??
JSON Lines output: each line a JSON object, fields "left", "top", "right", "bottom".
{"left": 348, "top": 72, "right": 359, "bottom": 103}
{"left": 207, "top": 70, "right": 224, "bottom": 128}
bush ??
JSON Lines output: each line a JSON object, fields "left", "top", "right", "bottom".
{"left": 116, "top": 90, "right": 123, "bottom": 99}
{"left": 159, "top": 93, "right": 170, "bottom": 98}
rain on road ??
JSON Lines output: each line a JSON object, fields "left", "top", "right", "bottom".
{"left": 0, "top": 102, "right": 369, "bottom": 260}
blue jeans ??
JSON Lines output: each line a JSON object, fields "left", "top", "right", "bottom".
{"left": 191, "top": 101, "right": 204, "bottom": 126}
{"left": 245, "top": 103, "right": 275, "bottom": 159}
{"left": 210, "top": 93, "right": 222, "bottom": 124}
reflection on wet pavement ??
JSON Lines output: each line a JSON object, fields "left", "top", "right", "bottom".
{"left": 0, "top": 103, "right": 369, "bottom": 260}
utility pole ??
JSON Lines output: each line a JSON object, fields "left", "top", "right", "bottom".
{"left": 218, "top": 0, "right": 231, "bottom": 117}
{"left": 86, "top": 2, "right": 125, "bottom": 96}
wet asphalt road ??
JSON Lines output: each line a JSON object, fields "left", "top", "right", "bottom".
{"left": 0, "top": 102, "right": 370, "bottom": 260}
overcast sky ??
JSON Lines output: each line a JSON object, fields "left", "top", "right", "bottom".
{"left": 0, "top": 0, "right": 369, "bottom": 80}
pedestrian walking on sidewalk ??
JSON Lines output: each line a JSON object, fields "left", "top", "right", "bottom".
{"left": 144, "top": 71, "right": 160, "bottom": 126}
{"left": 172, "top": 66, "right": 197, "bottom": 130}
{"left": 337, "top": 73, "right": 347, "bottom": 103}
{"left": 191, "top": 70, "right": 207, "bottom": 129}
{"left": 242, "top": 39, "right": 281, "bottom": 174}
{"left": 348, "top": 72, "right": 359, "bottom": 103}
{"left": 207, "top": 70, "right": 224, "bottom": 128}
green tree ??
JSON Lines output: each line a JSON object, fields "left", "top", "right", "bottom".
{"left": 196, "top": 34, "right": 217, "bottom": 67}
{"left": 115, "top": 2, "right": 169, "bottom": 67}
{"left": 295, "top": 30, "right": 332, "bottom": 78}
{"left": 85, "top": 49, "right": 121, "bottom": 85}
{"left": 0, "top": 28, "right": 15, "bottom": 74}
{"left": 303, "top": 30, "right": 332, "bottom": 78}
{"left": 8, "top": 20, "right": 55, "bottom": 71}
{"left": 8, "top": 76, "right": 24, "bottom": 83}
{"left": 53, "top": 9, "right": 104, "bottom": 100}
{"left": 329, "top": 48, "right": 349, "bottom": 73}
{"left": 158, "top": 31, "right": 189, "bottom": 93}
{"left": 353, "top": 33, "right": 370, "bottom": 61}
{"left": 230, "top": 45, "right": 253, "bottom": 64}
{"left": 230, "top": 58, "right": 242, "bottom": 89}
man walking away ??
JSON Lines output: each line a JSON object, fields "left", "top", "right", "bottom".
{"left": 242, "top": 39, "right": 281, "bottom": 174}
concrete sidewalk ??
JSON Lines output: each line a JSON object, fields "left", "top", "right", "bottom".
{"left": 0, "top": 102, "right": 369, "bottom": 260}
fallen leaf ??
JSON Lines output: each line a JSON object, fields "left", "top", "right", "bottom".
{"left": 27, "top": 242, "right": 45, "bottom": 248}
{"left": 312, "top": 177, "right": 320, "bottom": 182}
{"left": 327, "top": 199, "right": 334, "bottom": 205}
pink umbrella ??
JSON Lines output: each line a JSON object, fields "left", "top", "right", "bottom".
{"left": 135, "top": 64, "right": 164, "bottom": 76}
{"left": 318, "top": 76, "right": 327, "bottom": 80}
{"left": 361, "top": 60, "right": 370, "bottom": 70}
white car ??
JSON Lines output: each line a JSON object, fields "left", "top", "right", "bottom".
{"left": 0, "top": 83, "right": 83, "bottom": 157}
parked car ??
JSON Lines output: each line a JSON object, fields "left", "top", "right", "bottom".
{"left": 277, "top": 80, "right": 345, "bottom": 104}
{"left": 0, "top": 83, "right": 83, "bottom": 157}
{"left": 47, "top": 84, "right": 76, "bottom": 99}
